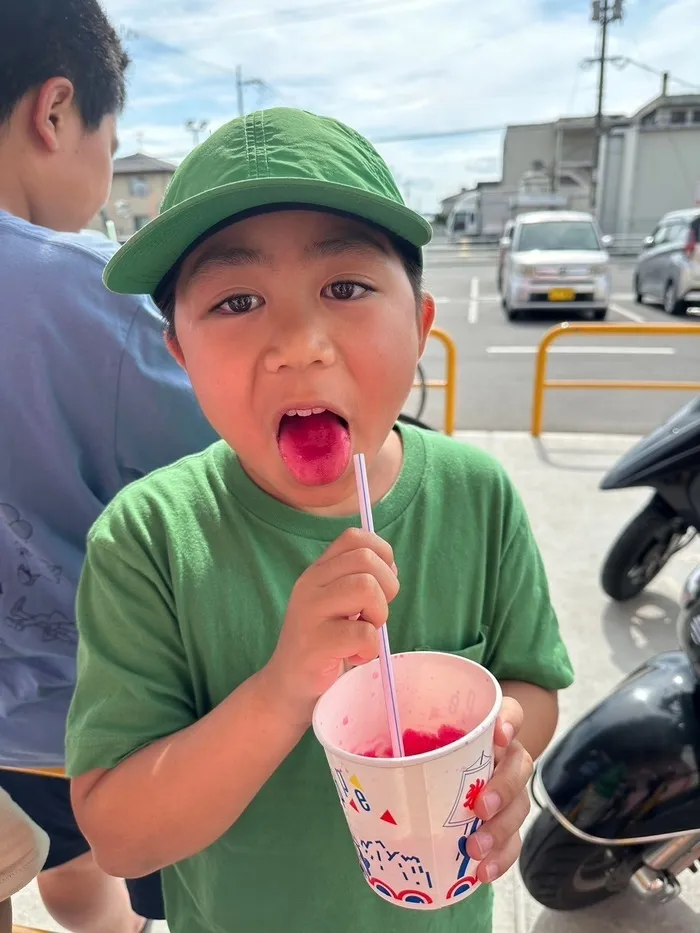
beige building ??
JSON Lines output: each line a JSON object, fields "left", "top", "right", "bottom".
{"left": 88, "top": 153, "right": 176, "bottom": 241}
{"left": 448, "top": 91, "right": 700, "bottom": 239}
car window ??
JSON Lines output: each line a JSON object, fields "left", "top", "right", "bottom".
{"left": 669, "top": 222, "right": 689, "bottom": 245}
{"left": 652, "top": 225, "right": 668, "bottom": 246}
{"left": 515, "top": 221, "right": 600, "bottom": 252}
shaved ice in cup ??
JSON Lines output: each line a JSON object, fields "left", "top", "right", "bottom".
{"left": 313, "top": 651, "right": 501, "bottom": 910}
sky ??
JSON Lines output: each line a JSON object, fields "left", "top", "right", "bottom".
{"left": 101, "top": 0, "right": 700, "bottom": 214}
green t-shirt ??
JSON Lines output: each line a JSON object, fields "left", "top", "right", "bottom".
{"left": 66, "top": 423, "right": 573, "bottom": 933}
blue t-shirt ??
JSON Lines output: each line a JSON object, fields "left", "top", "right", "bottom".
{"left": 0, "top": 212, "right": 217, "bottom": 766}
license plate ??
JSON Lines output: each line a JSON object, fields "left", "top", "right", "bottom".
{"left": 548, "top": 288, "right": 575, "bottom": 302}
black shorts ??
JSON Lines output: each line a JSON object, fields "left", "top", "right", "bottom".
{"left": 0, "top": 769, "right": 164, "bottom": 920}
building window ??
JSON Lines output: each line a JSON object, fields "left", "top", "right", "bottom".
{"left": 670, "top": 109, "right": 687, "bottom": 125}
{"left": 693, "top": 110, "right": 700, "bottom": 125}
{"left": 641, "top": 112, "right": 656, "bottom": 126}
{"left": 129, "top": 175, "right": 150, "bottom": 197}
{"left": 133, "top": 215, "right": 150, "bottom": 232}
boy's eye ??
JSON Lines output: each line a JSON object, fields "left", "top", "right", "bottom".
{"left": 214, "top": 294, "right": 263, "bottom": 315}
{"left": 324, "top": 281, "right": 373, "bottom": 301}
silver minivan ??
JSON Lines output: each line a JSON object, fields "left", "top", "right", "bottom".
{"left": 634, "top": 209, "right": 700, "bottom": 315}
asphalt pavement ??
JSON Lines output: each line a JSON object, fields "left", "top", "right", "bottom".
{"left": 412, "top": 244, "right": 700, "bottom": 435}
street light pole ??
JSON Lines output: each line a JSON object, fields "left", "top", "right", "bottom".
{"left": 590, "top": 0, "right": 623, "bottom": 212}
{"left": 185, "top": 119, "right": 209, "bottom": 147}
{"left": 235, "top": 65, "right": 268, "bottom": 118}
{"left": 236, "top": 65, "right": 245, "bottom": 118}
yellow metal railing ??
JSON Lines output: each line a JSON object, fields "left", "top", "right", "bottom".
{"left": 531, "top": 322, "right": 700, "bottom": 437}
{"left": 416, "top": 327, "right": 457, "bottom": 435}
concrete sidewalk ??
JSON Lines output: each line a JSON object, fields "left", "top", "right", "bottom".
{"left": 11, "top": 431, "right": 700, "bottom": 933}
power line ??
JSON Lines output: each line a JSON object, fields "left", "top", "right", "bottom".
{"left": 121, "top": 26, "right": 296, "bottom": 112}
{"left": 581, "top": 54, "right": 700, "bottom": 92}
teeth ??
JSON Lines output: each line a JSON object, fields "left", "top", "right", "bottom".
{"left": 285, "top": 407, "right": 328, "bottom": 417}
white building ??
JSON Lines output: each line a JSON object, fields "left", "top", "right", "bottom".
{"left": 450, "top": 91, "right": 700, "bottom": 240}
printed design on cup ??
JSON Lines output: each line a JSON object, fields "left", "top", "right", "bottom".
{"left": 445, "top": 817, "right": 481, "bottom": 900}
{"left": 442, "top": 750, "right": 493, "bottom": 901}
{"left": 443, "top": 750, "right": 493, "bottom": 828}
{"left": 352, "top": 836, "right": 434, "bottom": 905}
{"left": 333, "top": 767, "right": 374, "bottom": 813}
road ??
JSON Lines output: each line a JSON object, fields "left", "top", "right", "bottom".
{"left": 413, "top": 245, "right": 700, "bottom": 434}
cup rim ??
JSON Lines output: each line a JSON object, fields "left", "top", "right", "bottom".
{"left": 312, "top": 650, "right": 503, "bottom": 769}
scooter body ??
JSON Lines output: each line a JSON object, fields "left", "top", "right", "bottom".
{"left": 599, "top": 397, "right": 700, "bottom": 601}
{"left": 520, "top": 566, "right": 700, "bottom": 910}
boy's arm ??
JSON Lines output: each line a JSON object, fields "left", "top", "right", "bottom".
{"left": 72, "top": 666, "right": 307, "bottom": 879}
{"left": 68, "top": 528, "right": 307, "bottom": 879}
{"left": 500, "top": 681, "right": 558, "bottom": 760}
{"left": 68, "top": 521, "right": 396, "bottom": 881}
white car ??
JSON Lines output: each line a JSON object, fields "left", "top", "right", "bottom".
{"left": 499, "top": 211, "right": 612, "bottom": 322}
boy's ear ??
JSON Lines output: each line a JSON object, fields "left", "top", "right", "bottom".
{"left": 418, "top": 292, "right": 436, "bottom": 356}
{"left": 164, "top": 331, "right": 186, "bottom": 369}
{"left": 32, "top": 78, "right": 76, "bottom": 153}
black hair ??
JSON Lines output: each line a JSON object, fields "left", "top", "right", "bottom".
{"left": 153, "top": 206, "right": 424, "bottom": 336}
{"left": 0, "top": 0, "right": 129, "bottom": 129}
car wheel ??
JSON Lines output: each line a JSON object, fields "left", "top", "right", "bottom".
{"left": 633, "top": 274, "right": 643, "bottom": 304}
{"left": 664, "top": 280, "right": 686, "bottom": 316}
{"left": 502, "top": 297, "right": 520, "bottom": 321}
{"left": 593, "top": 307, "right": 608, "bottom": 321}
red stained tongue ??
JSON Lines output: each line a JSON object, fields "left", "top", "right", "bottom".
{"left": 277, "top": 411, "right": 351, "bottom": 486}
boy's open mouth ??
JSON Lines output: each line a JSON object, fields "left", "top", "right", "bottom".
{"left": 277, "top": 407, "right": 351, "bottom": 487}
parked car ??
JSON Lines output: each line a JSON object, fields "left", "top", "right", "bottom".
{"left": 634, "top": 209, "right": 700, "bottom": 315}
{"left": 499, "top": 211, "right": 612, "bottom": 321}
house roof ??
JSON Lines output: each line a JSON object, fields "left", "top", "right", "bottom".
{"left": 113, "top": 153, "right": 177, "bottom": 175}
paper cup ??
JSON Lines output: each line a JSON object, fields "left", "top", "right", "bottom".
{"left": 312, "top": 651, "right": 501, "bottom": 911}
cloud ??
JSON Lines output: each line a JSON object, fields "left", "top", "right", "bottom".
{"left": 101, "top": 0, "right": 700, "bottom": 212}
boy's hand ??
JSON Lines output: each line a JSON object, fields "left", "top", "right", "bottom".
{"left": 467, "top": 697, "right": 533, "bottom": 883}
{"left": 265, "top": 528, "right": 399, "bottom": 723}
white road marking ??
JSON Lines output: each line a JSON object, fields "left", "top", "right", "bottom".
{"left": 486, "top": 345, "right": 675, "bottom": 355}
{"left": 433, "top": 297, "right": 470, "bottom": 303}
{"left": 468, "top": 277, "right": 479, "bottom": 324}
{"left": 611, "top": 301, "right": 645, "bottom": 322}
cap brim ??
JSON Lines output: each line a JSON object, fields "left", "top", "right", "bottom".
{"left": 103, "top": 177, "right": 433, "bottom": 295}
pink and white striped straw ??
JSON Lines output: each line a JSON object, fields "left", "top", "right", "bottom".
{"left": 353, "top": 453, "right": 405, "bottom": 759}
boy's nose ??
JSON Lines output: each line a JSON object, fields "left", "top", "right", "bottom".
{"left": 264, "top": 314, "right": 336, "bottom": 373}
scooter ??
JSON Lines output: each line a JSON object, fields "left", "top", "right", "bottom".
{"left": 599, "top": 396, "right": 700, "bottom": 602}
{"left": 519, "top": 563, "right": 700, "bottom": 912}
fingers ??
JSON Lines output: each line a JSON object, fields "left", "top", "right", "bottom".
{"left": 475, "top": 828, "right": 523, "bottom": 884}
{"left": 494, "top": 696, "right": 524, "bottom": 748}
{"left": 315, "top": 528, "right": 395, "bottom": 572}
{"left": 473, "top": 741, "right": 533, "bottom": 823}
{"left": 317, "top": 618, "right": 380, "bottom": 664}
{"left": 467, "top": 789, "right": 530, "bottom": 864}
{"left": 313, "top": 548, "right": 400, "bottom": 603}
{"left": 313, "top": 573, "right": 393, "bottom": 629}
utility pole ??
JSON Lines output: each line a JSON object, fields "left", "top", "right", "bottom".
{"left": 590, "top": 0, "right": 624, "bottom": 211}
{"left": 185, "top": 119, "right": 209, "bottom": 148}
{"left": 235, "top": 66, "right": 267, "bottom": 118}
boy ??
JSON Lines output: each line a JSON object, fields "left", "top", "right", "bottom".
{"left": 66, "top": 108, "right": 573, "bottom": 933}
{"left": 0, "top": 1, "right": 216, "bottom": 930}
{"left": 0, "top": 788, "right": 49, "bottom": 933}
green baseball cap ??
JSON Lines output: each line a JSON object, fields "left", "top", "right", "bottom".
{"left": 103, "top": 107, "right": 433, "bottom": 296}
